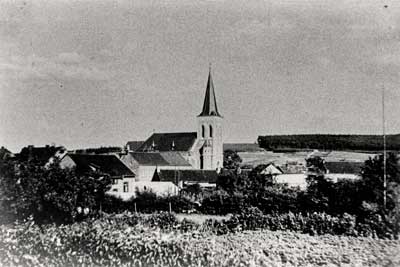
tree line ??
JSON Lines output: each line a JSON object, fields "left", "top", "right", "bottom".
{"left": 258, "top": 134, "right": 400, "bottom": 151}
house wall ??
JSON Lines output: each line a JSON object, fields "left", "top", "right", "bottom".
{"left": 137, "top": 166, "right": 158, "bottom": 182}
{"left": 109, "top": 176, "right": 136, "bottom": 196}
{"left": 107, "top": 181, "right": 178, "bottom": 200}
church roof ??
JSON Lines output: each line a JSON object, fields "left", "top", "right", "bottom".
{"left": 160, "top": 152, "right": 192, "bottom": 166}
{"left": 152, "top": 169, "right": 218, "bottom": 185}
{"left": 129, "top": 151, "right": 191, "bottom": 166}
{"left": 137, "top": 132, "right": 197, "bottom": 152}
{"left": 198, "top": 68, "right": 222, "bottom": 117}
{"left": 129, "top": 152, "right": 170, "bottom": 166}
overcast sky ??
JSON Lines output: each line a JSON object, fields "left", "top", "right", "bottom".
{"left": 1, "top": 0, "right": 400, "bottom": 152}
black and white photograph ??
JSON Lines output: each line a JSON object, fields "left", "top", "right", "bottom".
{"left": 0, "top": 0, "right": 399, "bottom": 266}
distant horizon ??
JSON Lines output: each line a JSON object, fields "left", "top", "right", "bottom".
{"left": 1, "top": 0, "right": 400, "bottom": 153}
{"left": 6, "top": 132, "right": 398, "bottom": 154}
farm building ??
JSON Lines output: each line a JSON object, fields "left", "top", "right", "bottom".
{"left": 152, "top": 169, "right": 218, "bottom": 189}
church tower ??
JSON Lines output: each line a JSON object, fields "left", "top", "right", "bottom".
{"left": 197, "top": 66, "right": 223, "bottom": 170}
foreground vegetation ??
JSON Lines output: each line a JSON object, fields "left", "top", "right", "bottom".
{"left": 1, "top": 213, "right": 399, "bottom": 267}
{"left": 1, "top": 148, "right": 399, "bottom": 266}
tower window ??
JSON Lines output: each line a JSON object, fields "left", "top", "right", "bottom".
{"left": 209, "top": 125, "right": 213, "bottom": 138}
{"left": 202, "top": 125, "right": 205, "bottom": 138}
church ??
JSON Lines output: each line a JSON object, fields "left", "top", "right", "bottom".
{"left": 124, "top": 67, "right": 223, "bottom": 173}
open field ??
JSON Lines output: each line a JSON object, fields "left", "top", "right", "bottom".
{"left": 1, "top": 221, "right": 399, "bottom": 267}
{"left": 239, "top": 150, "right": 377, "bottom": 168}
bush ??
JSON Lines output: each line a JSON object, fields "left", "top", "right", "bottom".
{"left": 200, "top": 190, "right": 249, "bottom": 215}
{"left": 215, "top": 209, "right": 397, "bottom": 239}
{"left": 101, "top": 193, "right": 197, "bottom": 214}
{"left": 145, "top": 212, "right": 178, "bottom": 229}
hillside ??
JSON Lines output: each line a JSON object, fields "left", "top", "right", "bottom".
{"left": 257, "top": 134, "right": 400, "bottom": 151}
{"left": 223, "top": 143, "right": 264, "bottom": 152}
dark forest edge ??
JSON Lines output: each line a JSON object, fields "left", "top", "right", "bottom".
{"left": 257, "top": 134, "right": 400, "bottom": 151}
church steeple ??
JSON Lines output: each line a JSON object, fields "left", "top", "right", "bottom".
{"left": 198, "top": 65, "right": 222, "bottom": 117}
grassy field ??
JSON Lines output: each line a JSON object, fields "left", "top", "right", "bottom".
{"left": 175, "top": 213, "right": 230, "bottom": 224}
{"left": 239, "top": 150, "right": 377, "bottom": 168}
{"left": 1, "top": 220, "right": 399, "bottom": 267}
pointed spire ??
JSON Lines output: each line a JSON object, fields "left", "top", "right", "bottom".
{"left": 198, "top": 64, "right": 222, "bottom": 117}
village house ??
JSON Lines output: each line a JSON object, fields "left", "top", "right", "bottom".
{"left": 152, "top": 169, "right": 218, "bottom": 189}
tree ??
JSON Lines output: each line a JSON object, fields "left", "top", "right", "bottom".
{"left": 0, "top": 159, "right": 111, "bottom": 224}
{"left": 223, "top": 149, "right": 242, "bottom": 169}
{"left": 306, "top": 156, "right": 327, "bottom": 176}
{"left": 361, "top": 153, "right": 400, "bottom": 211}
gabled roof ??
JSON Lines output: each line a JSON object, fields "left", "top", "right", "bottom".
{"left": 129, "top": 152, "right": 170, "bottom": 166}
{"left": 198, "top": 67, "right": 222, "bottom": 117}
{"left": 0, "top": 146, "right": 12, "bottom": 160}
{"left": 18, "top": 145, "right": 65, "bottom": 164}
{"left": 261, "top": 164, "right": 284, "bottom": 175}
{"left": 160, "top": 152, "right": 191, "bottom": 166}
{"left": 129, "top": 152, "right": 191, "bottom": 167}
{"left": 126, "top": 141, "right": 144, "bottom": 152}
{"left": 137, "top": 132, "right": 197, "bottom": 152}
{"left": 152, "top": 169, "right": 218, "bottom": 185}
{"left": 68, "top": 154, "right": 134, "bottom": 177}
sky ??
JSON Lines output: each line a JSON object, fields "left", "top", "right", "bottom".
{"left": 1, "top": 0, "right": 400, "bottom": 152}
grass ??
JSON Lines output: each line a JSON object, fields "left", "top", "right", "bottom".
{"left": 175, "top": 213, "right": 231, "bottom": 224}
{"left": 1, "top": 221, "right": 399, "bottom": 266}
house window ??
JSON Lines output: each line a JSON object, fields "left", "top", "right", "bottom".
{"left": 209, "top": 125, "right": 213, "bottom": 138}
{"left": 123, "top": 182, "right": 129, "bottom": 192}
{"left": 112, "top": 188, "right": 118, "bottom": 192}
{"left": 201, "top": 125, "right": 205, "bottom": 138}
{"left": 112, "top": 179, "right": 118, "bottom": 185}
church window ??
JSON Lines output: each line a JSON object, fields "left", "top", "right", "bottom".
{"left": 209, "top": 125, "right": 213, "bottom": 138}
{"left": 202, "top": 125, "right": 205, "bottom": 138}
{"left": 200, "top": 147, "right": 204, "bottom": 169}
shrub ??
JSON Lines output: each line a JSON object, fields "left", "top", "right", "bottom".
{"left": 101, "top": 193, "right": 197, "bottom": 214}
{"left": 200, "top": 190, "right": 249, "bottom": 215}
{"left": 145, "top": 212, "right": 179, "bottom": 229}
